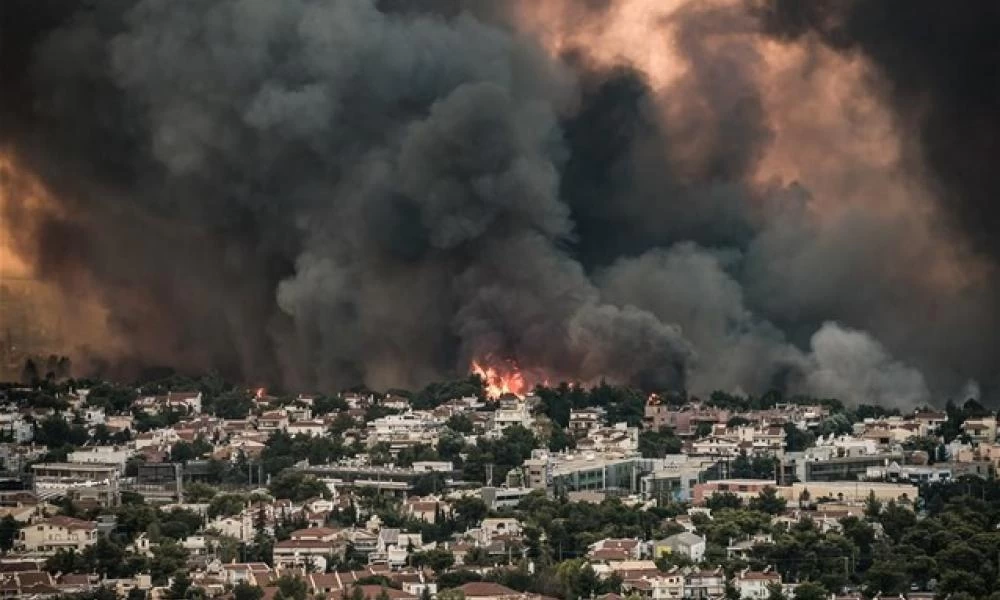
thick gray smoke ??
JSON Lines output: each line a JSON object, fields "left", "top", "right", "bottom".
{"left": 2, "top": 0, "right": 996, "bottom": 406}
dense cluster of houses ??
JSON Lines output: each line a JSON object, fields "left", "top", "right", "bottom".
{"left": 0, "top": 384, "right": 991, "bottom": 599}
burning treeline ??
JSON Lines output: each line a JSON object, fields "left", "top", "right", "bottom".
{"left": 2, "top": 0, "right": 1000, "bottom": 406}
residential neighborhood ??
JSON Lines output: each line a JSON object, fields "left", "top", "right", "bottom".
{"left": 0, "top": 374, "right": 995, "bottom": 600}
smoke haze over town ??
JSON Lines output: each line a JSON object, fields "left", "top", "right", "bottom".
{"left": 3, "top": 0, "right": 1000, "bottom": 407}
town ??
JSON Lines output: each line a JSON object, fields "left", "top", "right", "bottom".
{"left": 0, "top": 371, "right": 996, "bottom": 600}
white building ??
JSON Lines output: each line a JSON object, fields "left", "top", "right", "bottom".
{"left": 82, "top": 406, "right": 107, "bottom": 426}
{"left": 287, "top": 420, "right": 327, "bottom": 437}
{"left": 734, "top": 569, "right": 781, "bottom": 599}
{"left": 0, "top": 413, "right": 34, "bottom": 443}
{"left": 67, "top": 446, "right": 133, "bottom": 471}
{"left": 17, "top": 517, "right": 98, "bottom": 553}
{"left": 654, "top": 532, "right": 706, "bottom": 562}
{"left": 207, "top": 513, "right": 255, "bottom": 542}
{"left": 492, "top": 399, "right": 534, "bottom": 434}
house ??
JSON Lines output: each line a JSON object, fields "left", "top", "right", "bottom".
{"left": 962, "top": 417, "right": 997, "bottom": 443}
{"left": 479, "top": 518, "right": 521, "bottom": 545}
{"left": 683, "top": 567, "right": 726, "bottom": 599}
{"left": 492, "top": 399, "right": 534, "bottom": 434}
{"left": 653, "top": 532, "right": 706, "bottom": 562}
{"left": 690, "top": 436, "right": 739, "bottom": 458}
{"left": 207, "top": 513, "right": 255, "bottom": 542}
{"left": 0, "top": 413, "right": 33, "bottom": 443}
{"left": 620, "top": 567, "right": 685, "bottom": 600}
{"left": 342, "top": 528, "right": 379, "bottom": 555}
{"left": 404, "top": 497, "right": 450, "bottom": 523}
{"left": 569, "top": 408, "right": 606, "bottom": 436}
{"left": 273, "top": 527, "right": 344, "bottom": 571}
{"left": 0, "top": 571, "right": 60, "bottom": 597}
{"left": 67, "top": 445, "right": 133, "bottom": 470}
{"left": 167, "top": 391, "right": 203, "bottom": 415}
{"left": 287, "top": 420, "right": 327, "bottom": 437}
{"left": 257, "top": 411, "right": 289, "bottom": 434}
{"left": 588, "top": 538, "right": 642, "bottom": 563}
{"left": 81, "top": 406, "right": 106, "bottom": 426}
{"left": 17, "top": 517, "right": 98, "bottom": 553}
{"left": 341, "top": 586, "right": 418, "bottom": 600}
{"left": 458, "top": 582, "right": 523, "bottom": 600}
{"left": 733, "top": 569, "right": 781, "bottom": 599}
{"left": 220, "top": 563, "right": 271, "bottom": 586}
{"left": 395, "top": 571, "right": 437, "bottom": 598}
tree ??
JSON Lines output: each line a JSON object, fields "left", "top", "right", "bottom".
{"left": 445, "top": 414, "right": 474, "bottom": 434}
{"left": 705, "top": 492, "right": 743, "bottom": 511}
{"left": 46, "top": 548, "right": 87, "bottom": 574}
{"left": 149, "top": 540, "right": 189, "bottom": 585}
{"left": 792, "top": 581, "right": 828, "bottom": 600}
{"left": 412, "top": 548, "right": 455, "bottom": 573}
{"left": 0, "top": 515, "right": 21, "bottom": 552}
{"left": 274, "top": 574, "right": 309, "bottom": 600}
{"left": 436, "top": 590, "right": 465, "bottom": 600}
{"left": 268, "top": 471, "right": 330, "bottom": 502}
{"left": 695, "top": 422, "right": 714, "bottom": 438}
{"left": 168, "top": 572, "right": 192, "bottom": 600}
{"left": 213, "top": 390, "right": 254, "bottom": 419}
{"left": 184, "top": 482, "right": 217, "bottom": 503}
{"left": 452, "top": 497, "right": 488, "bottom": 532}
{"left": 784, "top": 423, "right": 815, "bottom": 452}
{"left": 233, "top": 583, "right": 264, "bottom": 600}
{"left": 766, "top": 582, "right": 787, "bottom": 600}
{"left": 639, "top": 428, "right": 683, "bottom": 457}
{"left": 208, "top": 493, "right": 247, "bottom": 518}
{"left": 749, "top": 487, "right": 786, "bottom": 515}
{"left": 863, "top": 491, "right": 882, "bottom": 520}
{"left": 878, "top": 501, "right": 916, "bottom": 543}
{"left": 127, "top": 588, "right": 148, "bottom": 600}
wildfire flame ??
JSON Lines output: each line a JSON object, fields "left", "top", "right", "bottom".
{"left": 255, "top": 387, "right": 266, "bottom": 400}
{"left": 471, "top": 358, "right": 527, "bottom": 399}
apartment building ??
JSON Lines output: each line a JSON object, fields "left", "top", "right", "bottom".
{"left": 17, "top": 517, "right": 97, "bottom": 553}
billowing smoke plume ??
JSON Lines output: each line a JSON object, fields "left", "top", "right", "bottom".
{"left": 2, "top": 0, "right": 998, "bottom": 405}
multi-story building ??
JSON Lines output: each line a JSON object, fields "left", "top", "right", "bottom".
{"left": 272, "top": 527, "right": 345, "bottom": 571}
{"left": 492, "top": 398, "right": 534, "bottom": 434}
{"left": 683, "top": 567, "right": 727, "bottom": 599}
{"left": 654, "top": 532, "right": 706, "bottom": 562}
{"left": 568, "top": 408, "right": 606, "bottom": 437}
{"left": 67, "top": 446, "right": 133, "bottom": 471}
{"left": 17, "top": 517, "right": 97, "bottom": 553}
{"left": 577, "top": 423, "right": 639, "bottom": 454}
{"left": 0, "top": 413, "right": 33, "bottom": 443}
{"left": 778, "top": 441, "right": 901, "bottom": 484}
{"left": 963, "top": 416, "right": 998, "bottom": 444}
{"left": 733, "top": 569, "right": 781, "bottom": 599}
{"left": 691, "top": 479, "right": 776, "bottom": 505}
{"left": 481, "top": 486, "right": 535, "bottom": 510}
{"left": 31, "top": 462, "right": 120, "bottom": 506}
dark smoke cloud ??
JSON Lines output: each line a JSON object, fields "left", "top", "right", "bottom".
{"left": 2, "top": 0, "right": 998, "bottom": 405}
{"left": 758, "top": 0, "right": 1000, "bottom": 260}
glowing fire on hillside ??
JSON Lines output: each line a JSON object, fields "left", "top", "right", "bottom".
{"left": 470, "top": 358, "right": 527, "bottom": 399}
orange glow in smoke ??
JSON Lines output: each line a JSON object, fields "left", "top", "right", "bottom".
{"left": 471, "top": 358, "right": 527, "bottom": 399}
{"left": 255, "top": 387, "right": 266, "bottom": 400}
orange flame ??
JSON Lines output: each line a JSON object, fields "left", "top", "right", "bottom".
{"left": 255, "top": 387, "right": 266, "bottom": 400}
{"left": 471, "top": 358, "right": 527, "bottom": 399}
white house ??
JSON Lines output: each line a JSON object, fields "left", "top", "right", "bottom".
{"left": 0, "top": 413, "right": 34, "bottom": 443}
{"left": 287, "top": 420, "right": 327, "bottom": 437}
{"left": 734, "top": 569, "right": 781, "bottom": 599}
{"left": 207, "top": 513, "right": 255, "bottom": 542}
{"left": 654, "top": 532, "right": 706, "bottom": 562}
{"left": 17, "top": 517, "right": 98, "bottom": 553}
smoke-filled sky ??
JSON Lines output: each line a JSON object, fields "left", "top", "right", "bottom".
{"left": 2, "top": 0, "right": 999, "bottom": 407}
